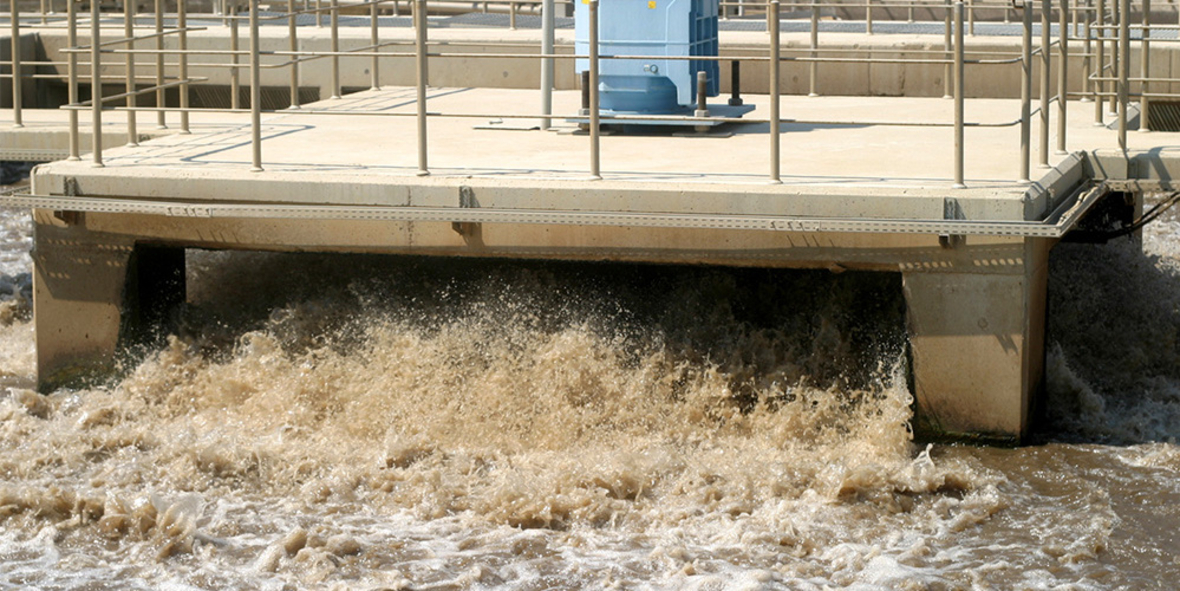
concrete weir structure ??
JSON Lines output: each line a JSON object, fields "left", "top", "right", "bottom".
{"left": 4, "top": 0, "right": 1178, "bottom": 441}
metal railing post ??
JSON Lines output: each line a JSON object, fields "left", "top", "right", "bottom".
{"left": 866, "top": 0, "right": 873, "bottom": 34}
{"left": 509, "top": 0, "right": 517, "bottom": 29}
{"left": 1095, "top": 0, "right": 1105, "bottom": 123}
{"left": 288, "top": 0, "right": 300, "bottom": 108}
{"left": 1021, "top": 0, "right": 1032, "bottom": 182}
{"left": 179, "top": 0, "right": 190, "bottom": 133}
{"left": 68, "top": 0, "right": 79, "bottom": 160}
{"left": 1109, "top": 0, "right": 1119, "bottom": 118}
{"left": 124, "top": 0, "right": 137, "bottom": 146}
{"left": 1057, "top": 0, "right": 1067, "bottom": 153}
{"left": 944, "top": 0, "right": 952, "bottom": 98}
{"left": 968, "top": 0, "right": 975, "bottom": 36}
{"left": 1039, "top": 0, "right": 1049, "bottom": 166}
{"left": 316, "top": 0, "right": 323, "bottom": 26}
{"left": 809, "top": 0, "right": 818, "bottom": 96}
{"left": 155, "top": 0, "right": 166, "bottom": 128}
{"left": 415, "top": 0, "right": 429, "bottom": 176}
{"left": 10, "top": 0, "right": 22, "bottom": 128}
{"left": 540, "top": 0, "right": 554, "bottom": 130}
{"left": 371, "top": 0, "right": 380, "bottom": 90}
{"left": 588, "top": 0, "right": 601, "bottom": 179}
{"left": 1082, "top": 0, "right": 1091, "bottom": 103}
{"left": 770, "top": 0, "right": 781, "bottom": 183}
{"left": 250, "top": 0, "right": 263, "bottom": 171}
{"left": 1141, "top": 0, "right": 1150, "bottom": 132}
{"left": 91, "top": 0, "right": 103, "bottom": 167}
{"left": 231, "top": 5, "right": 241, "bottom": 109}
{"left": 331, "top": 0, "right": 340, "bottom": 98}
{"left": 954, "top": 1, "right": 964, "bottom": 188}
{"left": 1118, "top": 0, "right": 1128, "bottom": 150}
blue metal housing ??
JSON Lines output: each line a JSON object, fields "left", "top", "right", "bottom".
{"left": 575, "top": 0, "right": 720, "bottom": 115}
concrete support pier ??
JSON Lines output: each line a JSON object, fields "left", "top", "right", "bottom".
{"left": 904, "top": 238, "right": 1050, "bottom": 440}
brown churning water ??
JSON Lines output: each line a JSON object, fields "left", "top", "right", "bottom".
{"left": 0, "top": 195, "right": 1177, "bottom": 589}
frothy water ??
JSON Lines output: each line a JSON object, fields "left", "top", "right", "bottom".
{"left": 0, "top": 190, "right": 1178, "bottom": 589}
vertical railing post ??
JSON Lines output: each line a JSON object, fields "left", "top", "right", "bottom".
{"left": 954, "top": 1, "right": 965, "bottom": 188}
{"left": 330, "top": 0, "right": 340, "bottom": 98}
{"left": 1094, "top": 0, "right": 1105, "bottom": 123}
{"left": 1118, "top": 0, "right": 1128, "bottom": 150}
{"left": 250, "top": 0, "right": 262, "bottom": 171}
{"left": 1141, "top": 0, "right": 1151, "bottom": 132}
{"left": 1039, "top": 0, "right": 1049, "bottom": 166}
{"left": 1057, "top": 0, "right": 1068, "bottom": 154}
{"left": 1020, "top": 0, "right": 1032, "bottom": 182}
{"left": 124, "top": 0, "right": 138, "bottom": 146}
{"left": 770, "top": 0, "right": 781, "bottom": 183}
{"left": 155, "top": 0, "right": 166, "bottom": 128}
{"left": 866, "top": 0, "right": 873, "bottom": 34}
{"left": 371, "top": 0, "right": 380, "bottom": 90}
{"left": 415, "top": 0, "right": 429, "bottom": 176}
{"left": 540, "top": 0, "right": 554, "bottom": 130}
{"left": 1082, "top": 0, "right": 1091, "bottom": 103}
{"left": 179, "top": 0, "right": 190, "bottom": 133}
{"left": 968, "top": 0, "right": 975, "bottom": 36}
{"left": 68, "top": 0, "right": 80, "bottom": 160}
{"left": 231, "top": 5, "right": 241, "bottom": 109}
{"left": 90, "top": 0, "right": 103, "bottom": 166}
{"left": 288, "top": 0, "right": 300, "bottom": 108}
{"left": 1109, "top": 0, "right": 1119, "bottom": 118}
{"left": 944, "top": 0, "right": 952, "bottom": 98}
{"left": 10, "top": 0, "right": 22, "bottom": 128}
{"left": 808, "top": 0, "right": 818, "bottom": 96}
{"left": 509, "top": 0, "right": 517, "bottom": 29}
{"left": 588, "top": 0, "right": 601, "bottom": 179}
{"left": 316, "top": 0, "right": 323, "bottom": 26}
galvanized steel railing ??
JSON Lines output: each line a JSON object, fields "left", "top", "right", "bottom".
{"left": 0, "top": 0, "right": 1173, "bottom": 186}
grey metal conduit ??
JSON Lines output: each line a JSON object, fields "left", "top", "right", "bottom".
{"left": 179, "top": 0, "right": 190, "bottom": 133}
{"left": 1140, "top": 0, "right": 1150, "bottom": 132}
{"left": 10, "top": 0, "right": 21, "bottom": 128}
{"left": 944, "top": 0, "right": 952, "bottom": 98}
{"left": 371, "top": 0, "right": 380, "bottom": 90}
{"left": 809, "top": 0, "right": 818, "bottom": 96}
{"left": 1095, "top": 0, "right": 1105, "bottom": 124}
{"left": 540, "top": 0, "right": 553, "bottom": 130}
{"left": 155, "top": 0, "right": 166, "bottom": 129}
{"left": 1109, "top": 0, "right": 1119, "bottom": 119}
{"left": 231, "top": 5, "right": 240, "bottom": 109}
{"left": 1082, "top": 0, "right": 1091, "bottom": 105}
{"left": 331, "top": 0, "right": 339, "bottom": 99}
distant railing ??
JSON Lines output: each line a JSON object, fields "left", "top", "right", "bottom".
{"left": 1, "top": 0, "right": 1176, "bottom": 186}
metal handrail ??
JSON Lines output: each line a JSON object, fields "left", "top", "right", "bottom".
{"left": 6, "top": 0, "right": 1180, "bottom": 186}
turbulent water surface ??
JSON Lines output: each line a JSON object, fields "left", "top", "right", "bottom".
{"left": 0, "top": 183, "right": 1178, "bottom": 590}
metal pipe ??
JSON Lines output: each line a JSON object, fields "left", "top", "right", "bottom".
{"left": 91, "top": 0, "right": 103, "bottom": 167}
{"left": 1021, "top": 0, "right": 1031, "bottom": 182}
{"left": 695, "top": 70, "right": 708, "bottom": 116}
{"left": 580, "top": 69, "right": 589, "bottom": 114}
{"left": 1039, "top": 0, "right": 1049, "bottom": 166}
{"left": 968, "top": 0, "right": 974, "bottom": 36}
{"left": 1141, "top": 0, "right": 1150, "bottom": 132}
{"left": 317, "top": 0, "right": 323, "bottom": 26}
{"left": 1095, "top": 0, "right": 1105, "bottom": 123}
{"left": 371, "top": 0, "right": 380, "bottom": 90}
{"left": 589, "top": 0, "right": 600, "bottom": 179}
{"left": 251, "top": 0, "right": 263, "bottom": 171}
{"left": 540, "top": 0, "right": 554, "bottom": 129}
{"left": 1057, "top": 0, "right": 1067, "bottom": 153}
{"left": 809, "top": 0, "right": 818, "bottom": 96}
{"left": 954, "top": 1, "right": 964, "bottom": 188}
{"left": 231, "top": 6, "right": 241, "bottom": 109}
{"left": 10, "top": 0, "right": 22, "bottom": 128}
{"left": 770, "top": 0, "right": 781, "bottom": 183}
{"left": 289, "top": 0, "right": 300, "bottom": 108}
{"left": 179, "top": 0, "right": 190, "bottom": 133}
{"left": 1118, "top": 0, "right": 1128, "bottom": 150}
{"left": 509, "top": 0, "right": 517, "bottom": 29}
{"left": 124, "top": 0, "right": 137, "bottom": 146}
{"left": 1109, "top": 0, "right": 1119, "bottom": 118}
{"left": 331, "top": 0, "right": 340, "bottom": 98}
{"left": 728, "top": 59, "right": 743, "bottom": 106}
{"left": 866, "top": 0, "right": 872, "bottom": 34}
{"left": 943, "top": 0, "right": 952, "bottom": 98}
{"left": 155, "top": 0, "right": 166, "bottom": 128}
{"left": 415, "top": 0, "right": 429, "bottom": 176}
{"left": 68, "top": 0, "right": 79, "bottom": 159}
